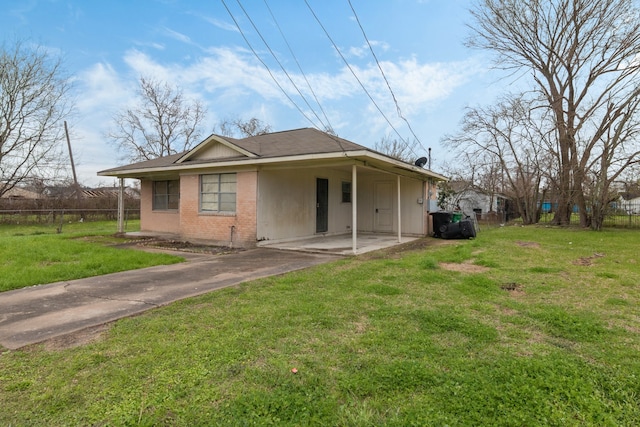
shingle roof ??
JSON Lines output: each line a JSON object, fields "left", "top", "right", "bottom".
{"left": 110, "top": 152, "right": 185, "bottom": 171}
{"left": 227, "top": 128, "right": 364, "bottom": 157}
{"left": 98, "top": 127, "right": 448, "bottom": 182}
{"left": 100, "top": 128, "right": 366, "bottom": 174}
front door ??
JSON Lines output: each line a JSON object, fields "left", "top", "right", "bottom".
{"left": 374, "top": 181, "right": 393, "bottom": 232}
{"left": 316, "top": 178, "right": 328, "bottom": 233}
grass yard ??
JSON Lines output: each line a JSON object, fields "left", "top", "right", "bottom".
{"left": 0, "top": 221, "right": 183, "bottom": 292}
{"left": 1, "top": 225, "right": 639, "bottom": 425}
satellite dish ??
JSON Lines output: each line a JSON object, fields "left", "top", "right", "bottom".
{"left": 414, "top": 157, "right": 428, "bottom": 168}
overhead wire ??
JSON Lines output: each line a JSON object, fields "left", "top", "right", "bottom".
{"left": 347, "top": 0, "right": 428, "bottom": 156}
{"left": 222, "top": 0, "right": 426, "bottom": 162}
{"left": 233, "top": 0, "right": 333, "bottom": 132}
{"left": 303, "top": 0, "right": 416, "bottom": 156}
{"left": 262, "top": 0, "right": 335, "bottom": 135}
{"left": 222, "top": 0, "right": 349, "bottom": 152}
{"left": 220, "top": 0, "right": 323, "bottom": 130}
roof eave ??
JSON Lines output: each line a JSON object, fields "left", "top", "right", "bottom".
{"left": 98, "top": 150, "right": 448, "bottom": 181}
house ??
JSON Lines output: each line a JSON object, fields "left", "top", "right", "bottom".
{"left": 618, "top": 192, "right": 640, "bottom": 214}
{"left": 443, "top": 180, "right": 508, "bottom": 221}
{"left": 98, "top": 128, "right": 447, "bottom": 253}
{"left": 1, "top": 186, "right": 42, "bottom": 200}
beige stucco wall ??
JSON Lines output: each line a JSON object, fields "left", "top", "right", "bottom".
{"left": 400, "top": 176, "right": 427, "bottom": 235}
{"left": 256, "top": 167, "right": 354, "bottom": 242}
{"left": 256, "top": 167, "right": 426, "bottom": 243}
{"left": 355, "top": 173, "right": 425, "bottom": 235}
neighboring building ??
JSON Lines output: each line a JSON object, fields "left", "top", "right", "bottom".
{"left": 0, "top": 186, "right": 42, "bottom": 199}
{"left": 618, "top": 192, "right": 640, "bottom": 214}
{"left": 445, "top": 181, "right": 508, "bottom": 221}
{"left": 99, "top": 128, "right": 447, "bottom": 251}
{"left": 80, "top": 186, "right": 140, "bottom": 199}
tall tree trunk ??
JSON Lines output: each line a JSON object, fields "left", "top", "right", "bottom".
{"left": 549, "top": 88, "right": 573, "bottom": 226}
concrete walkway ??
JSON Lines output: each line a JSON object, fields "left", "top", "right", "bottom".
{"left": 0, "top": 248, "right": 340, "bottom": 350}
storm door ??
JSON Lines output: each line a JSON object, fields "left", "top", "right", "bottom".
{"left": 316, "top": 178, "right": 329, "bottom": 233}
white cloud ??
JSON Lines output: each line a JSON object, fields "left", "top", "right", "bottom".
{"left": 71, "top": 45, "right": 480, "bottom": 184}
{"left": 369, "top": 40, "right": 390, "bottom": 52}
{"left": 71, "top": 62, "right": 137, "bottom": 184}
{"left": 379, "top": 57, "right": 476, "bottom": 112}
{"left": 122, "top": 49, "right": 174, "bottom": 82}
{"left": 346, "top": 40, "right": 390, "bottom": 59}
{"left": 76, "top": 62, "right": 131, "bottom": 112}
{"left": 348, "top": 45, "right": 367, "bottom": 58}
{"left": 117, "top": 46, "right": 474, "bottom": 127}
{"left": 133, "top": 40, "right": 165, "bottom": 51}
{"left": 201, "top": 15, "right": 240, "bottom": 33}
{"left": 162, "top": 27, "right": 193, "bottom": 44}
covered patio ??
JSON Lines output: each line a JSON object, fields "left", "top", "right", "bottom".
{"left": 259, "top": 232, "right": 420, "bottom": 255}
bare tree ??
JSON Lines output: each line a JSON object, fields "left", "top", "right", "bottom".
{"left": 584, "top": 97, "right": 640, "bottom": 229}
{"left": 436, "top": 180, "right": 457, "bottom": 211}
{"left": 444, "top": 94, "right": 549, "bottom": 224}
{"left": 109, "top": 77, "right": 206, "bottom": 161}
{"left": 373, "top": 134, "right": 417, "bottom": 163}
{"left": 468, "top": 0, "right": 640, "bottom": 228}
{"left": 436, "top": 155, "right": 497, "bottom": 213}
{"left": 0, "top": 40, "right": 72, "bottom": 197}
{"left": 471, "top": 152, "right": 506, "bottom": 218}
{"left": 215, "top": 117, "right": 272, "bottom": 138}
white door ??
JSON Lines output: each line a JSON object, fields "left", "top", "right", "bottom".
{"left": 374, "top": 181, "right": 393, "bottom": 232}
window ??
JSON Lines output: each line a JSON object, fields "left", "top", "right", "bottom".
{"left": 153, "top": 180, "right": 179, "bottom": 210}
{"left": 201, "top": 173, "right": 236, "bottom": 213}
{"left": 341, "top": 181, "right": 352, "bottom": 203}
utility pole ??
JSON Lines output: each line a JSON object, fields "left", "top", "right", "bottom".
{"left": 64, "top": 121, "right": 79, "bottom": 188}
{"left": 64, "top": 121, "right": 84, "bottom": 219}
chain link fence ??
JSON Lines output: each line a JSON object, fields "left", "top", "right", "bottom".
{"left": 0, "top": 208, "right": 140, "bottom": 225}
{"left": 538, "top": 201, "right": 640, "bottom": 228}
{"left": 0, "top": 193, "right": 140, "bottom": 225}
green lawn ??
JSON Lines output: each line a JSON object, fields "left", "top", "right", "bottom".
{"left": 1, "top": 225, "right": 639, "bottom": 425}
{"left": 0, "top": 221, "right": 183, "bottom": 292}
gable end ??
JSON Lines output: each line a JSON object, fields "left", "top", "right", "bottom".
{"left": 190, "top": 142, "right": 246, "bottom": 160}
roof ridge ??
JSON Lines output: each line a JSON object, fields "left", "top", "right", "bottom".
{"left": 242, "top": 127, "right": 313, "bottom": 140}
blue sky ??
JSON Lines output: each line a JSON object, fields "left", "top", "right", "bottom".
{"left": 1, "top": 0, "right": 503, "bottom": 186}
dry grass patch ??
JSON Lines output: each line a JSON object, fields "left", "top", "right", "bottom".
{"left": 516, "top": 240, "right": 541, "bottom": 248}
{"left": 42, "top": 324, "right": 111, "bottom": 351}
{"left": 439, "top": 261, "right": 490, "bottom": 273}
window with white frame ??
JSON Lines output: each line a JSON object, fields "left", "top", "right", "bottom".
{"left": 200, "top": 173, "right": 237, "bottom": 213}
{"left": 152, "top": 180, "right": 180, "bottom": 210}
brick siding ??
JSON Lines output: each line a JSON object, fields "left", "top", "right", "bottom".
{"left": 140, "top": 173, "right": 258, "bottom": 247}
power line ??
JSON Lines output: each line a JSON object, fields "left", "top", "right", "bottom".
{"left": 225, "top": 0, "right": 347, "bottom": 151}
{"left": 304, "top": 0, "right": 416, "bottom": 157}
{"left": 347, "top": 0, "right": 428, "bottom": 155}
{"left": 234, "top": 0, "right": 332, "bottom": 132}
{"left": 220, "top": 0, "right": 322, "bottom": 130}
{"left": 262, "top": 0, "right": 335, "bottom": 134}
{"left": 258, "top": 1, "right": 348, "bottom": 152}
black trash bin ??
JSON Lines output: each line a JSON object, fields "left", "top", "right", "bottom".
{"left": 441, "top": 220, "right": 461, "bottom": 239}
{"left": 460, "top": 219, "right": 477, "bottom": 239}
{"left": 441, "top": 218, "right": 476, "bottom": 239}
{"left": 430, "top": 211, "right": 453, "bottom": 238}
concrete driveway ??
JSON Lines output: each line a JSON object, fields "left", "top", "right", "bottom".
{"left": 0, "top": 248, "right": 340, "bottom": 350}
